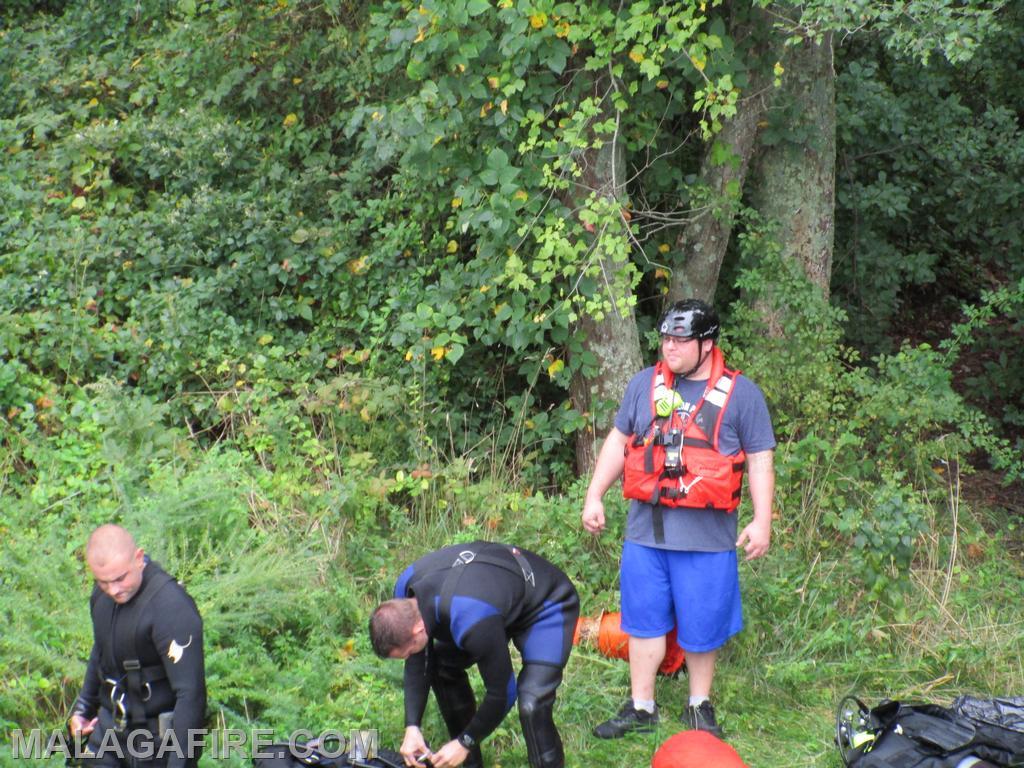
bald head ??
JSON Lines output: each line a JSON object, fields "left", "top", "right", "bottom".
{"left": 86, "top": 525, "right": 145, "bottom": 604}
{"left": 86, "top": 524, "right": 137, "bottom": 566}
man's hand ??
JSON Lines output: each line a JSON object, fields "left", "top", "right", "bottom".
{"left": 426, "top": 739, "right": 469, "bottom": 768}
{"left": 736, "top": 517, "right": 771, "bottom": 561}
{"left": 400, "top": 726, "right": 431, "bottom": 767}
{"left": 69, "top": 714, "right": 97, "bottom": 737}
{"left": 581, "top": 497, "right": 606, "bottom": 534}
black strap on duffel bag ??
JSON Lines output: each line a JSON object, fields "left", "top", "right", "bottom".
{"left": 836, "top": 695, "right": 1024, "bottom": 768}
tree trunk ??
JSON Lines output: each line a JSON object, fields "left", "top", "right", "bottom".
{"left": 667, "top": 68, "right": 771, "bottom": 306}
{"left": 747, "top": 30, "right": 836, "bottom": 334}
{"left": 667, "top": 5, "right": 774, "bottom": 307}
{"left": 567, "top": 75, "right": 643, "bottom": 476}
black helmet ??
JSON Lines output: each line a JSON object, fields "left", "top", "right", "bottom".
{"left": 658, "top": 299, "right": 720, "bottom": 341}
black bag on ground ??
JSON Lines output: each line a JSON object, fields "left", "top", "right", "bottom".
{"left": 837, "top": 696, "right": 1024, "bottom": 768}
{"left": 252, "top": 741, "right": 405, "bottom": 768}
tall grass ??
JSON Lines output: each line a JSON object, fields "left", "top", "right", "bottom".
{"left": 2, "top": 381, "right": 1022, "bottom": 768}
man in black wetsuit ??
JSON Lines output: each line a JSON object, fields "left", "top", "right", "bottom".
{"left": 69, "top": 525, "right": 206, "bottom": 768}
{"left": 369, "top": 542, "right": 579, "bottom": 768}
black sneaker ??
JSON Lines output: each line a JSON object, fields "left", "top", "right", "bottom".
{"left": 593, "top": 701, "right": 659, "bottom": 739}
{"left": 681, "top": 700, "right": 724, "bottom": 738}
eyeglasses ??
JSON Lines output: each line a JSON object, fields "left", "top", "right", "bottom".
{"left": 660, "top": 334, "right": 695, "bottom": 347}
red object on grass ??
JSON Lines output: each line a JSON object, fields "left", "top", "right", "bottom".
{"left": 573, "top": 612, "right": 685, "bottom": 676}
{"left": 651, "top": 730, "right": 749, "bottom": 768}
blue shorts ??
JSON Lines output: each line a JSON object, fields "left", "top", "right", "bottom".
{"left": 619, "top": 541, "right": 743, "bottom": 652}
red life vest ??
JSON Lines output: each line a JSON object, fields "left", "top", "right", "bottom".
{"left": 622, "top": 348, "right": 746, "bottom": 533}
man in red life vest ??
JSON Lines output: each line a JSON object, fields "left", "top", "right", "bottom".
{"left": 581, "top": 299, "right": 775, "bottom": 739}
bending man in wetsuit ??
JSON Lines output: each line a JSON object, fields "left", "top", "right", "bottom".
{"left": 369, "top": 541, "right": 579, "bottom": 768}
{"left": 69, "top": 525, "right": 206, "bottom": 768}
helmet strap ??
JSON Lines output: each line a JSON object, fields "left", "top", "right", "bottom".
{"left": 677, "top": 342, "right": 712, "bottom": 380}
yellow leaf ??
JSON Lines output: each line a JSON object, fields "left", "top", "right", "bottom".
{"left": 371, "top": 111, "right": 382, "bottom": 121}
{"left": 87, "top": 98, "right": 99, "bottom": 107}
{"left": 121, "top": 259, "right": 133, "bottom": 269}
{"left": 456, "top": 63, "right": 466, "bottom": 73}
{"left": 480, "top": 285, "right": 490, "bottom": 293}
{"left": 691, "top": 55, "right": 706, "bottom": 72}
{"left": 655, "top": 267, "right": 669, "bottom": 280}
{"left": 144, "top": 338, "right": 154, "bottom": 348}
{"left": 258, "top": 334, "right": 273, "bottom": 346}
{"left": 71, "top": 196, "right": 87, "bottom": 210}
{"left": 292, "top": 77, "right": 303, "bottom": 85}
{"left": 628, "top": 49, "right": 644, "bottom": 64}
{"left": 656, "top": 79, "right": 669, "bottom": 90}
{"left": 487, "top": 76, "right": 500, "bottom": 89}
{"left": 431, "top": 346, "right": 446, "bottom": 361}
{"left": 529, "top": 12, "right": 547, "bottom": 29}
{"left": 658, "top": 243, "right": 670, "bottom": 254}
{"left": 282, "top": 113, "right": 299, "bottom": 128}
{"left": 513, "top": 189, "right": 528, "bottom": 202}
{"left": 493, "top": 302, "right": 507, "bottom": 316}
{"left": 446, "top": 240, "right": 458, "bottom": 253}
{"left": 414, "top": 27, "right": 426, "bottom": 43}
{"left": 360, "top": 406, "right": 371, "bottom": 422}
{"left": 500, "top": 99, "right": 508, "bottom": 115}
{"left": 451, "top": 197, "right": 463, "bottom": 209}
{"left": 337, "top": 638, "right": 357, "bottom": 660}
{"left": 555, "top": 22, "right": 570, "bottom": 38}
{"left": 480, "top": 101, "right": 493, "bottom": 118}
{"left": 235, "top": 380, "right": 246, "bottom": 388}
{"left": 774, "top": 61, "right": 785, "bottom": 77}
{"left": 547, "top": 358, "right": 565, "bottom": 377}
{"left": 405, "top": 350, "right": 414, "bottom": 361}
{"left": 347, "top": 255, "right": 369, "bottom": 274}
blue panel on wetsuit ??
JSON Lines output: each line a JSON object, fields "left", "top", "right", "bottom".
{"left": 505, "top": 671, "right": 517, "bottom": 710}
{"left": 520, "top": 600, "right": 565, "bottom": 665}
{"left": 394, "top": 565, "right": 415, "bottom": 598}
{"left": 449, "top": 596, "right": 500, "bottom": 648}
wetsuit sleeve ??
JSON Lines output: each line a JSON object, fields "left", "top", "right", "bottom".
{"left": 403, "top": 650, "right": 430, "bottom": 728}
{"left": 456, "top": 616, "right": 516, "bottom": 745}
{"left": 72, "top": 643, "right": 102, "bottom": 719}
{"left": 150, "top": 597, "right": 206, "bottom": 768}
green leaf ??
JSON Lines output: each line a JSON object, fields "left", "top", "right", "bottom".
{"left": 446, "top": 344, "right": 465, "bottom": 364}
{"left": 467, "top": 0, "right": 489, "bottom": 16}
{"left": 486, "top": 147, "right": 509, "bottom": 169}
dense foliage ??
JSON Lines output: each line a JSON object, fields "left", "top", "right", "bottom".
{"left": 2, "top": 1, "right": 1022, "bottom": 766}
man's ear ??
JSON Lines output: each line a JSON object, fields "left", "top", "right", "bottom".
{"left": 412, "top": 617, "right": 427, "bottom": 640}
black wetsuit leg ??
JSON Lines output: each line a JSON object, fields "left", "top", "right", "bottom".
{"left": 517, "top": 664, "right": 565, "bottom": 768}
{"left": 430, "top": 642, "right": 484, "bottom": 768}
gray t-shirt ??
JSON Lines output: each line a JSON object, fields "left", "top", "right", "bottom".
{"left": 613, "top": 362, "right": 776, "bottom": 551}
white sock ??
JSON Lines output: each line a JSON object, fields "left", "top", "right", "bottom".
{"left": 633, "top": 699, "right": 656, "bottom": 713}
{"left": 689, "top": 696, "right": 709, "bottom": 707}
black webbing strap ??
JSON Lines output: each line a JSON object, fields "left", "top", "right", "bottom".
{"left": 438, "top": 543, "right": 535, "bottom": 623}
{"left": 121, "top": 569, "right": 175, "bottom": 725}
